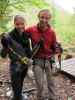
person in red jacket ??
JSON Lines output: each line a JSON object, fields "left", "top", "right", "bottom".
{"left": 26, "top": 9, "right": 60, "bottom": 100}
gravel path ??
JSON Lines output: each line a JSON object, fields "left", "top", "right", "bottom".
{"left": 0, "top": 59, "right": 75, "bottom": 100}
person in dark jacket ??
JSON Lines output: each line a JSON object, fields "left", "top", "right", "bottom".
{"left": 1, "top": 15, "right": 32, "bottom": 100}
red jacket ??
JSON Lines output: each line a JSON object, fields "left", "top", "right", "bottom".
{"left": 26, "top": 25, "right": 57, "bottom": 59}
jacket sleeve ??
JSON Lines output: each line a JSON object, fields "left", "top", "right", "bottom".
{"left": 25, "top": 27, "right": 33, "bottom": 38}
{"left": 51, "top": 30, "right": 57, "bottom": 53}
{"left": 0, "top": 36, "right": 8, "bottom": 58}
{"left": 23, "top": 33, "right": 32, "bottom": 58}
{"left": 51, "top": 31, "right": 63, "bottom": 54}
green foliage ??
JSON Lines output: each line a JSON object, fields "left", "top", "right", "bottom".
{"left": 0, "top": 0, "right": 12, "bottom": 32}
{"left": 52, "top": 7, "right": 75, "bottom": 48}
{"left": 0, "top": 0, "right": 9, "bottom": 16}
{"left": 0, "top": 0, "right": 49, "bottom": 32}
{"left": 0, "top": 0, "right": 75, "bottom": 48}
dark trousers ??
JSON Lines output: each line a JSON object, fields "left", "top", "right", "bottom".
{"left": 10, "top": 62, "right": 28, "bottom": 100}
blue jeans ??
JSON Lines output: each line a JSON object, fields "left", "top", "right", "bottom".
{"left": 10, "top": 62, "right": 28, "bottom": 100}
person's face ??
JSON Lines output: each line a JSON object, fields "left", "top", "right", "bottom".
{"left": 38, "top": 11, "right": 51, "bottom": 27}
{"left": 14, "top": 18, "right": 25, "bottom": 33}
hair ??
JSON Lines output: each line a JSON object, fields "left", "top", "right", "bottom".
{"left": 14, "top": 15, "right": 25, "bottom": 22}
{"left": 38, "top": 9, "right": 51, "bottom": 17}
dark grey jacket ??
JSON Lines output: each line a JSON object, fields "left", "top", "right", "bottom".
{"left": 1, "top": 28, "right": 32, "bottom": 62}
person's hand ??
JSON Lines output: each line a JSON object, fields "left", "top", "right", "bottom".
{"left": 21, "top": 57, "right": 33, "bottom": 66}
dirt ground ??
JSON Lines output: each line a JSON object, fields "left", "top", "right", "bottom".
{"left": 0, "top": 58, "right": 75, "bottom": 100}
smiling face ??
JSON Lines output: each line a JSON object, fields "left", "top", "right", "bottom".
{"left": 38, "top": 10, "right": 51, "bottom": 28}
{"left": 14, "top": 15, "right": 25, "bottom": 33}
